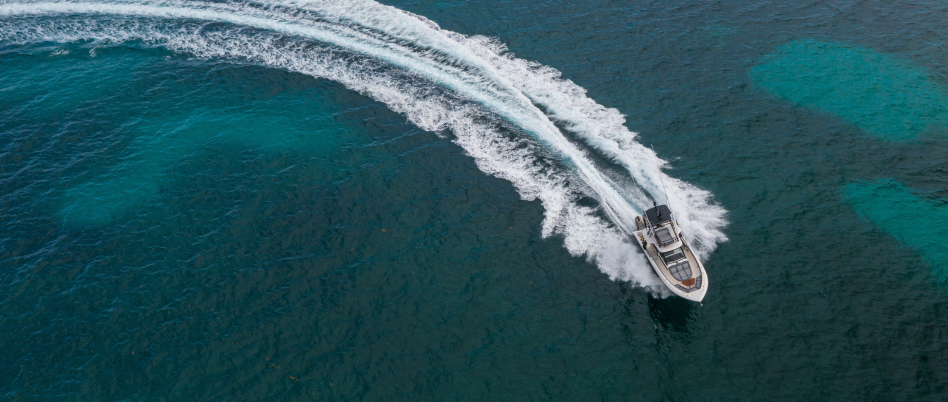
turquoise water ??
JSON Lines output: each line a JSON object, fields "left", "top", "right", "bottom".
{"left": 44, "top": 49, "right": 352, "bottom": 226}
{"left": 750, "top": 40, "right": 948, "bottom": 141}
{"left": 2, "top": 0, "right": 948, "bottom": 400}
{"left": 846, "top": 180, "right": 948, "bottom": 280}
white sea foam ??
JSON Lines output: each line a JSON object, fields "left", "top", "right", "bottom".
{"left": 0, "top": 0, "right": 727, "bottom": 294}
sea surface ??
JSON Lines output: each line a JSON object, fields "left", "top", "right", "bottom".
{"left": 1, "top": 0, "right": 947, "bottom": 400}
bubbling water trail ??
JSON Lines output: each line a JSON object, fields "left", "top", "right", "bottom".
{"left": 0, "top": 0, "right": 727, "bottom": 292}
{"left": 268, "top": 0, "right": 727, "bottom": 256}
{"left": 0, "top": 1, "right": 638, "bottom": 226}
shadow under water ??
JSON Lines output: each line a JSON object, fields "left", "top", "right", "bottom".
{"left": 647, "top": 294, "right": 696, "bottom": 332}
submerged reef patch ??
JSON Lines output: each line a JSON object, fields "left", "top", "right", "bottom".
{"left": 750, "top": 40, "right": 948, "bottom": 141}
{"left": 23, "top": 49, "right": 355, "bottom": 226}
{"left": 845, "top": 179, "right": 948, "bottom": 280}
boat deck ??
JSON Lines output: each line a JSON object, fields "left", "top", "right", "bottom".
{"left": 645, "top": 242, "right": 701, "bottom": 289}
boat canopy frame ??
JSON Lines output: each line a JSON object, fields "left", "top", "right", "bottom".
{"left": 644, "top": 205, "right": 673, "bottom": 226}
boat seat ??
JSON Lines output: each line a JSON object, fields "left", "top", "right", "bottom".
{"left": 668, "top": 260, "right": 692, "bottom": 281}
{"left": 654, "top": 227, "right": 676, "bottom": 246}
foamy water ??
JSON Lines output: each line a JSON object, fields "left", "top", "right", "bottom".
{"left": 0, "top": 0, "right": 727, "bottom": 292}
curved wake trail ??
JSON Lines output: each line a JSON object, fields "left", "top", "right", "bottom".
{"left": 0, "top": 0, "right": 727, "bottom": 293}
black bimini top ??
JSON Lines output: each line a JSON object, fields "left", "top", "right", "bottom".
{"left": 645, "top": 204, "right": 673, "bottom": 226}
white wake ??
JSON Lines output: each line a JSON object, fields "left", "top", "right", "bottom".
{"left": 0, "top": 0, "right": 727, "bottom": 293}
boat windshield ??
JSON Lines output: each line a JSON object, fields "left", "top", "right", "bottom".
{"left": 660, "top": 247, "right": 685, "bottom": 264}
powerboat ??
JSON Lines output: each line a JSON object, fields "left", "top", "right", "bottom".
{"left": 632, "top": 204, "right": 708, "bottom": 301}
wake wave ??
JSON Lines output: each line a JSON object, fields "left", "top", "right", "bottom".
{"left": 0, "top": 0, "right": 727, "bottom": 293}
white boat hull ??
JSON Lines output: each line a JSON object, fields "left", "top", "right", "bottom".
{"left": 634, "top": 232, "right": 708, "bottom": 302}
{"left": 629, "top": 206, "right": 709, "bottom": 302}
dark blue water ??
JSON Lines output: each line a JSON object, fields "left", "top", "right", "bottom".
{"left": 2, "top": 0, "right": 947, "bottom": 400}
